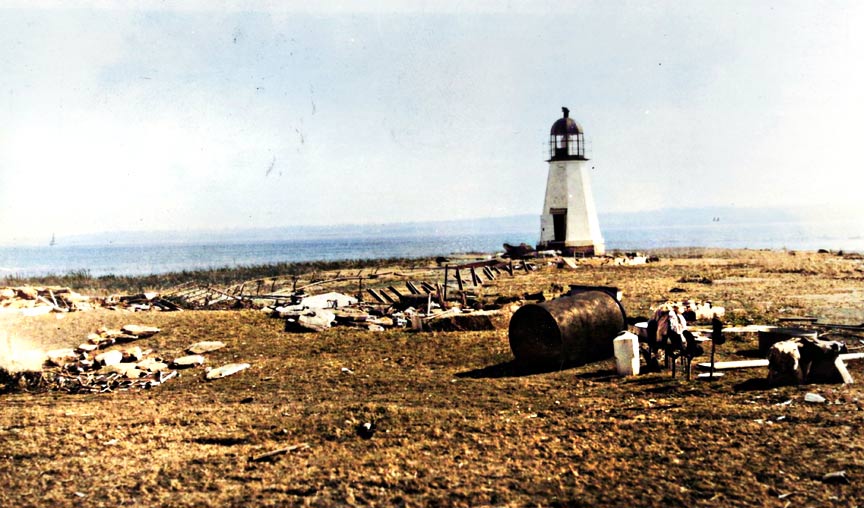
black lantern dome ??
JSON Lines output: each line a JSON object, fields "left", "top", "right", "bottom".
{"left": 549, "top": 107, "right": 586, "bottom": 161}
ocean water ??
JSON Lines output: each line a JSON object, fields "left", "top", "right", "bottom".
{"left": 1, "top": 219, "right": 862, "bottom": 278}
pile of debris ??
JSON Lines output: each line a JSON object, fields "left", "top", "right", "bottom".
{"left": 0, "top": 286, "right": 94, "bottom": 315}
{"left": 103, "top": 292, "right": 181, "bottom": 312}
{"left": 38, "top": 324, "right": 179, "bottom": 393}
{"left": 2, "top": 330, "right": 249, "bottom": 394}
{"left": 275, "top": 284, "right": 505, "bottom": 333}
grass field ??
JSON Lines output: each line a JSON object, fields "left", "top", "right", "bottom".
{"left": 1, "top": 249, "right": 863, "bottom": 507}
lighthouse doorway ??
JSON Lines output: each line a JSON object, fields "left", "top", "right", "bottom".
{"left": 552, "top": 211, "right": 567, "bottom": 242}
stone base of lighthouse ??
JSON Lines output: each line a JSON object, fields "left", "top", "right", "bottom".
{"left": 537, "top": 241, "right": 602, "bottom": 257}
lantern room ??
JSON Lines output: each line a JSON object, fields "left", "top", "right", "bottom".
{"left": 548, "top": 107, "right": 586, "bottom": 161}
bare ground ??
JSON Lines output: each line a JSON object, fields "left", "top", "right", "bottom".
{"left": 1, "top": 249, "right": 863, "bottom": 507}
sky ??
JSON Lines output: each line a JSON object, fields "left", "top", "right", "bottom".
{"left": 1, "top": 0, "right": 863, "bottom": 245}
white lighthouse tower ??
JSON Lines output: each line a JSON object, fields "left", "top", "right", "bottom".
{"left": 537, "top": 107, "right": 605, "bottom": 256}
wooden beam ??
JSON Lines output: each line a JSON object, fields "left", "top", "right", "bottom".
{"left": 834, "top": 357, "right": 855, "bottom": 384}
{"left": 470, "top": 267, "right": 482, "bottom": 286}
{"left": 366, "top": 289, "right": 386, "bottom": 304}
{"left": 696, "top": 359, "right": 769, "bottom": 371}
{"left": 482, "top": 267, "right": 495, "bottom": 280}
{"left": 405, "top": 281, "right": 421, "bottom": 295}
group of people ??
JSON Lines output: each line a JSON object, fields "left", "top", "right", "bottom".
{"left": 643, "top": 302, "right": 713, "bottom": 373}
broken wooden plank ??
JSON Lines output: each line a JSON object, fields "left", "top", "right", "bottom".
{"left": 834, "top": 357, "right": 855, "bottom": 384}
{"left": 249, "top": 443, "right": 310, "bottom": 463}
{"left": 482, "top": 266, "right": 495, "bottom": 280}
{"left": 420, "top": 282, "right": 436, "bottom": 294}
{"left": 778, "top": 316, "right": 818, "bottom": 323}
{"left": 387, "top": 286, "right": 403, "bottom": 299}
{"left": 470, "top": 267, "right": 482, "bottom": 286}
{"left": 405, "top": 281, "right": 421, "bottom": 295}
{"left": 365, "top": 288, "right": 386, "bottom": 304}
{"left": 696, "top": 359, "right": 769, "bottom": 371}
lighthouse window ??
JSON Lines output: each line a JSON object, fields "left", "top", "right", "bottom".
{"left": 555, "top": 135, "right": 566, "bottom": 149}
{"left": 568, "top": 135, "right": 581, "bottom": 156}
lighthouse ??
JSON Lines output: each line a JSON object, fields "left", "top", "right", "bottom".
{"left": 537, "top": 107, "right": 605, "bottom": 256}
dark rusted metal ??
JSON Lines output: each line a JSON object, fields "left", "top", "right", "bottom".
{"left": 508, "top": 290, "right": 626, "bottom": 367}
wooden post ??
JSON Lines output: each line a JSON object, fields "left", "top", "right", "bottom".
{"left": 455, "top": 269, "right": 464, "bottom": 291}
{"left": 470, "top": 267, "right": 481, "bottom": 286}
{"left": 443, "top": 265, "right": 449, "bottom": 301}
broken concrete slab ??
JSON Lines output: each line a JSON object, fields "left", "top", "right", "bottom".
{"left": 299, "top": 292, "right": 357, "bottom": 309}
{"left": 121, "top": 325, "right": 161, "bottom": 338}
{"left": 121, "top": 346, "right": 145, "bottom": 363}
{"left": 284, "top": 310, "right": 336, "bottom": 333}
{"left": 101, "top": 363, "right": 146, "bottom": 378}
{"left": 136, "top": 358, "right": 170, "bottom": 373}
{"left": 95, "top": 350, "right": 124, "bottom": 367}
{"left": 206, "top": 363, "right": 250, "bottom": 380}
{"left": 171, "top": 355, "right": 205, "bottom": 368}
{"left": 46, "top": 349, "right": 79, "bottom": 367}
{"left": 187, "top": 341, "right": 227, "bottom": 354}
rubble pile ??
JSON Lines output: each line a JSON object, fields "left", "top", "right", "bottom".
{"left": 2, "top": 330, "right": 246, "bottom": 394}
{"left": 40, "top": 324, "right": 179, "bottom": 393}
{"left": 275, "top": 287, "right": 508, "bottom": 333}
{"left": 0, "top": 286, "right": 94, "bottom": 315}
{"left": 103, "top": 293, "right": 181, "bottom": 312}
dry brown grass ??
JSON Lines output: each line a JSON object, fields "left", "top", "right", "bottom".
{"left": 2, "top": 249, "right": 864, "bottom": 507}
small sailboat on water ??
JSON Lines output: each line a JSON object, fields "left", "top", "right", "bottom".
{"left": 49, "top": 233, "right": 56, "bottom": 247}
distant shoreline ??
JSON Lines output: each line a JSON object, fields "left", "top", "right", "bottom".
{"left": 2, "top": 247, "right": 859, "bottom": 294}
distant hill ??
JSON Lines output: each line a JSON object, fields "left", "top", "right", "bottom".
{"left": 39, "top": 205, "right": 859, "bottom": 247}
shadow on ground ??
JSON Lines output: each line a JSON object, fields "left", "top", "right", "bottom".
{"left": 456, "top": 361, "right": 574, "bottom": 379}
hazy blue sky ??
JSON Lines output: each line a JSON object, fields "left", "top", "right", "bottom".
{"left": 1, "top": 1, "right": 862, "bottom": 244}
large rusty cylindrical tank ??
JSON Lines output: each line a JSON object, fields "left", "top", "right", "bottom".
{"left": 508, "top": 290, "right": 626, "bottom": 367}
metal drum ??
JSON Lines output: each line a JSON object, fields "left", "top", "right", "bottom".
{"left": 508, "top": 289, "right": 626, "bottom": 367}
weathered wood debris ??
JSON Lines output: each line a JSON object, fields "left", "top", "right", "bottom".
{"left": 0, "top": 286, "right": 93, "bottom": 315}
